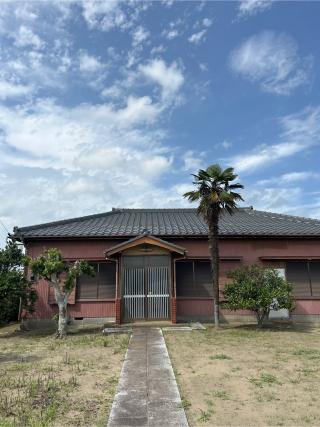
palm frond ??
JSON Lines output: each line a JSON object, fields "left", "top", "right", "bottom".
{"left": 229, "top": 191, "right": 244, "bottom": 201}
{"left": 206, "top": 164, "right": 222, "bottom": 178}
{"left": 228, "top": 183, "right": 244, "bottom": 190}
{"left": 225, "top": 205, "right": 234, "bottom": 215}
{"left": 184, "top": 163, "right": 244, "bottom": 220}
{"left": 219, "top": 191, "right": 235, "bottom": 203}
{"left": 183, "top": 190, "right": 201, "bottom": 202}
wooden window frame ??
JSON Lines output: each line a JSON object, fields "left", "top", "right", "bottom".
{"left": 76, "top": 261, "right": 116, "bottom": 301}
{"left": 176, "top": 259, "right": 213, "bottom": 298}
{"left": 286, "top": 260, "right": 320, "bottom": 299}
{"left": 175, "top": 257, "right": 242, "bottom": 299}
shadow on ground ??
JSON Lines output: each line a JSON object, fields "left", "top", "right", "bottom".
{"left": 0, "top": 352, "right": 42, "bottom": 364}
{"left": 221, "top": 321, "right": 317, "bottom": 334}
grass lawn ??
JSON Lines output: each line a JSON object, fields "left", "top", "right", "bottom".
{"left": 0, "top": 323, "right": 129, "bottom": 427}
{"left": 165, "top": 323, "right": 320, "bottom": 427}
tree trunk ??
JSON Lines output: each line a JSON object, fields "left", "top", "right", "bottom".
{"left": 208, "top": 206, "right": 220, "bottom": 329}
{"left": 57, "top": 301, "right": 68, "bottom": 338}
{"left": 53, "top": 285, "right": 69, "bottom": 339}
{"left": 256, "top": 309, "right": 268, "bottom": 328}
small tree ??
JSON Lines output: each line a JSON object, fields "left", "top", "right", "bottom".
{"left": 26, "top": 248, "right": 94, "bottom": 338}
{"left": 0, "top": 240, "right": 37, "bottom": 325}
{"left": 223, "top": 265, "right": 294, "bottom": 327}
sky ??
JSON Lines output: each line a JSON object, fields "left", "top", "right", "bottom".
{"left": 0, "top": 0, "right": 320, "bottom": 246}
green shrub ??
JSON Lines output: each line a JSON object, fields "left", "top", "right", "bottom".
{"left": 0, "top": 240, "right": 37, "bottom": 325}
{"left": 223, "top": 265, "right": 294, "bottom": 327}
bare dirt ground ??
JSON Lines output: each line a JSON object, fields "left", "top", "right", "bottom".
{"left": 0, "top": 323, "right": 129, "bottom": 427}
{"left": 164, "top": 323, "right": 320, "bottom": 427}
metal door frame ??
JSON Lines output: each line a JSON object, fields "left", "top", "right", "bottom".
{"left": 121, "top": 255, "right": 171, "bottom": 321}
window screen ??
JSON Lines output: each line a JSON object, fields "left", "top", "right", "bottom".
{"left": 286, "top": 261, "right": 313, "bottom": 297}
{"left": 309, "top": 262, "right": 320, "bottom": 297}
{"left": 98, "top": 262, "right": 117, "bottom": 299}
{"left": 176, "top": 260, "right": 213, "bottom": 297}
{"left": 76, "top": 262, "right": 116, "bottom": 300}
{"left": 285, "top": 261, "right": 320, "bottom": 298}
{"left": 194, "top": 261, "right": 212, "bottom": 297}
{"left": 176, "top": 261, "right": 194, "bottom": 296}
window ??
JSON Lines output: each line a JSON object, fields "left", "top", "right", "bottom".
{"left": 76, "top": 262, "right": 116, "bottom": 300}
{"left": 176, "top": 259, "right": 242, "bottom": 298}
{"left": 286, "top": 261, "right": 320, "bottom": 297}
{"left": 176, "top": 260, "right": 212, "bottom": 297}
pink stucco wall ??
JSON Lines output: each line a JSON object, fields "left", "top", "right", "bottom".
{"left": 25, "top": 237, "right": 320, "bottom": 321}
{"left": 30, "top": 280, "right": 115, "bottom": 319}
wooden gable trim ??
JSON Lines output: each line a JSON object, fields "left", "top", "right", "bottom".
{"left": 106, "top": 234, "right": 186, "bottom": 256}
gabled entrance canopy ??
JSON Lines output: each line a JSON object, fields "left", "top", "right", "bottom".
{"left": 106, "top": 233, "right": 186, "bottom": 257}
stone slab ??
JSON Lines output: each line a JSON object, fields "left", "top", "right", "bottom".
{"left": 107, "top": 328, "right": 188, "bottom": 427}
{"left": 190, "top": 322, "right": 206, "bottom": 330}
{"left": 162, "top": 322, "right": 206, "bottom": 332}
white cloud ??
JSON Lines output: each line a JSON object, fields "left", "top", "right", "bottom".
{"left": 230, "top": 31, "right": 312, "bottom": 95}
{"left": 65, "top": 177, "right": 104, "bottom": 194}
{"left": 101, "top": 84, "right": 122, "bottom": 99}
{"left": 151, "top": 45, "right": 166, "bottom": 55}
{"left": 58, "top": 54, "right": 72, "bottom": 73}
{"left": 0, "top": 80, "right": 33, "bottom": 99}
{"left": 237, "top": 0, "right": 273, "bottom": 19}
{"left": 202, "top": 18, "right": 212, "bottom": 27}
{"left": 162, "top": 0, "right": 175, "bottom": 7}
{"left": 257, "top": 171, "right": 320, "bottom": 186}
{"left": 163, "top": 29, "right": 179, "bottom": 40}
{"left": 0, "top": 1, "right": 192, "bottom": 247}
{"left": 142, "top": 155, "right": 173, "bottom": 178}
{"left": 280, "top": 172, "right": 319, "bottom": 183}
{"left": 246, "top": 187, "right": 302, "bottom": 213}
{"left": 115, "top": 95, "right": 161, "bottom": 124}
{"left": 161, "top": 18, "right": 185, "bottom": 41}
{"left": 0, "top": 92, "right": 187, "bottom": 244}
{"left": 199, "top": 63, "right": 208, "bottom": 72}
{"left": 14, "top": 25, "right": 44, "bottom": 49}
{"left": 232, "top": 142, "right": 302, "bottom": 172}
{"left": 79, "top": 52, "right": 104, "bottom": 73}
{"left": 221, "top": 140, "right": 233, "bottom": 149}
{"left": 81, "top": 0, "right": 123, "bottom": 31}
{"left": 0, "top": 96, "right": 162, "bottom": 167}
{"left": 14, "top": 4, "right": 38, "bottom": 21}
{"left": 80, "top": 0, "right": 146, "bottom": 32}
{"left": 183, "top": 150, "right": 206, "bottom": 172}
{"left": 139, "top": 59, "right": 184, "bottom": 99}
{"left": 230, "top": 106, "right": 320, "bottom": 173}
{"left": 188, "top": 29, "right": 207, "bottom": 45}
{"left": 132, "top": 26, "right": 149, "bottom": 46}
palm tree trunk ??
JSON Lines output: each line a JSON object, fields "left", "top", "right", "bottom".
{"left": 208, "top": 206, "right": 220, "bottom": 328}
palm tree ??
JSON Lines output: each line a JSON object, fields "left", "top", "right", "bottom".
{"left": 184, "top": 164, "right": 244, "bottom": 328}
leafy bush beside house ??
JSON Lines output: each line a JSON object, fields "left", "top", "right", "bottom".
{"left": 223, "top": 265, "right": 294, "bottom": 326}
{"left": 0, "top": 240, "right": 37, "bottom": 325}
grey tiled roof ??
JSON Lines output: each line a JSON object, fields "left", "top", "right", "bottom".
{"left": 14, "top": 208, "right": 320, "bottom": 239}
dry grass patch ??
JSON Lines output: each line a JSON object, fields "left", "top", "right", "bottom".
{"left": 165, "top": 323, "right": 320, "bottom": 427}
{"left": 0, "top": 323, "right": 129, "bottom": 427}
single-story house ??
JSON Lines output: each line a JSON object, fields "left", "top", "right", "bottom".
{"left": 13, "top": 207, "right": 320, "bottom": 324}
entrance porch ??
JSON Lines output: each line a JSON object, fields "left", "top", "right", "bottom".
{"left": 105, "top": 233, "right": 186, "bottom": 324}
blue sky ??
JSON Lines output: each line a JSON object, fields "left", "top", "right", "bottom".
{"left": 1, "top": 0, "right": 320, "bottom": 246}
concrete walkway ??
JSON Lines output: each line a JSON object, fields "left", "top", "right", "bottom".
{"left": 107, "top": 328, "right": 189, "bottom": 427}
